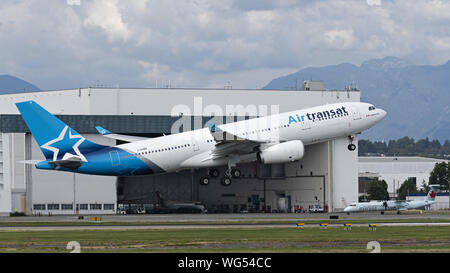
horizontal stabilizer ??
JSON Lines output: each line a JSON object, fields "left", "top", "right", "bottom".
{"left": 17, "top": 160, "right": 41, "bottom": 165}
{"left": 48, "top": 157, "right": 82, "bottom": 169}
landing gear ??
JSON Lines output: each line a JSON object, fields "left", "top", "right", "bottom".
{"left": 220, "top": 176, "right": 232, "bottom": 186}
{"left": 347, "top": 135, "right": 356, "bottom": 151}
{"left": 230, "top": 168, "right": 241, "bottom": 178}
{"left": 208, "top": 168, "right": 220, "bottom": 178}
{"left": 199, "top": 176, "right": 210, "bottom": 186}
{"left": 201, "top": 167, "right": 241, "bottom": 186}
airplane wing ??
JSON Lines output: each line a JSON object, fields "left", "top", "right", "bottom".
{"left": 207, "top": 123, "right": 276, "bottom": 159}
{"left": 95, "top": 126, "right": 148, "bottom": 143}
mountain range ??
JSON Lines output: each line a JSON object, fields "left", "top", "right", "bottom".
{"left": 1, "top": 57, "right": 449, "bottom": 142}
{"left": 0, "top": 75, "right": 40, "bottom": 94}
{"left": 264, "top": 57, "right": 450, "bottom": 142}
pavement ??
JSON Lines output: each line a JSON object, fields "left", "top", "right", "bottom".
{"left": 0, "top": 211, "right": 449, "bottom": 231}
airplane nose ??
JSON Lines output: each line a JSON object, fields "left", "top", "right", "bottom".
{"left": 379, "top": 109, "right": 387, "bottom": 119}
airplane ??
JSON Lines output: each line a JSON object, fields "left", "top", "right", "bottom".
{"left": 15, "top": 100, "right": 386, "bottom": 186}
{"left": 343, "top": 184, "right": 440, "bottom": 214}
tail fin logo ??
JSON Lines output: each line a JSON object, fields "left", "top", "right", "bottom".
{"left": 429, "top": 190, "right": 436, "bottom": 199}
{"left": 41, "top": 125, "right": 88, "bottom": 162}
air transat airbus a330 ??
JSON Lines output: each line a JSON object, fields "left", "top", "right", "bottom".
{"left": 16, "top": 100, "right": 386, "bottom": 186}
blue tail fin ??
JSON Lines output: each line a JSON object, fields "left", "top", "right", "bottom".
{"left": 15, "top": 100, "right": 107, "bottom": 161}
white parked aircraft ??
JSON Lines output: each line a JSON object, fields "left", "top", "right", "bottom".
{"left": 16, "top": 100, "right": 386, "bottom": 186}
{"left": 344, "top": 185, "right": 440, "bottom": 214}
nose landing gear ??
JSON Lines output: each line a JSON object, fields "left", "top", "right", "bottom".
{"left": 347, "top": 135, "right": 356, "bottom": 151}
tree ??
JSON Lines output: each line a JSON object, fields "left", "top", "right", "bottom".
{"left": 358, "top": 137, "right": 449, "bottom": 159}
{"left": 429, "top": 162, "right": 449, "bottom": 191}
{"left": 420, "top": 180, "right": 430, "bottom": 193}
{"left": 443, "top": 140, "right": 450, "bottom": 156}
{"left": 367, "top": 179, "right": 389, "bottom": 200}
{"left": 397, "top": 178, "right": 419, "bottom": 200}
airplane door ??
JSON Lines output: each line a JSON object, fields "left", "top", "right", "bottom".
{"left": 301, "top": 119, "right": 311, "bottom": 130}
{"left": 109, "top": 151, "right": 120, "bottom": 166}
{"left": 192, "top": 140, "right": 199, "bottom": 151}
{"left": 191, "top": 133, "right": 200, "bottom": 152}
{"left": 351, "top": 107, "right": 361, "bottom": 120}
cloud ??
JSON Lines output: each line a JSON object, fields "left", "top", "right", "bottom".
{"left": 83, "top": 0, "right": 131, "bottom": 42}
{"left": 324, "top": 29, "right": 357, "bottom": 49}
{"left": 1, "top": 0, "right": 450, "bottom": 90}
{"left": 366, "top": 0, "right": 381, "bottom": 6}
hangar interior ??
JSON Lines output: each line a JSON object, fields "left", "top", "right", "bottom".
{"left": 0, "top": 85, "right": 360, "bottom": 215}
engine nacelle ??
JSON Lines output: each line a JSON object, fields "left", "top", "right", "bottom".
{"left": 257, "top": 140, "right": 305, "bottom": 164}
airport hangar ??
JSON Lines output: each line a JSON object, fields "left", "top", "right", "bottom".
{"left": 0, "top": 84, "right": 360, "bottom": 216}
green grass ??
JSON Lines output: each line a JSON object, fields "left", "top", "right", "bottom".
{"left": 1, "top": 226, "right": 450, "bottom": 253}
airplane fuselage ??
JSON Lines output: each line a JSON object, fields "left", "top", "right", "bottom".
{"left": 34, "top": 102, "right": 386, "bottom": 176}
{"left": 343, "top": 200, "right": 436, "bottom": 213}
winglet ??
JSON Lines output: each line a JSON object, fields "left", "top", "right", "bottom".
{"left": 207, "top": 123, "right": 221, "bottom": 133}
{"left": 95, "top": 126, "right": 112, "bottom": 135}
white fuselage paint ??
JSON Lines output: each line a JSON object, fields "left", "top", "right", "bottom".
{"left": 115, "top": 102, "right": 386, "bottom": 173}
{"left": 344, "top": 200, "right": 436, "bottom": 212}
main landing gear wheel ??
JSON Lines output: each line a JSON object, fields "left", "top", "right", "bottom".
{"left": 208, "top": 168, "right": 220, "bottom": 178}
{"left": 220, "top": 176, "right": 232, "bottom": 186}
{"left": 230, "top": 168, "right": 241, "bottom": 178}
{"left": 348, "top": 144, "right": 356, "bottom": 151}
{"left": 199, "top": 177, "right": 210, "bottom": 186}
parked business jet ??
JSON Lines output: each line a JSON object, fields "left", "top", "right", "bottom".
{"left": 16, "top": 100, "right": 386, "bottom": 186}
{"left": 344, "top": 185, "right": 440, "bottom": 214}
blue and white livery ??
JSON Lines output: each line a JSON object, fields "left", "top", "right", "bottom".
{"left": 16, "top": 100, "right": 386, "bottom": 186}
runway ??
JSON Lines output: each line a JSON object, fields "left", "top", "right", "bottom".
{"left": 0, "top": 211, "right": 449, "bottom": 231}
{"left": 1, "top": 222, "right": 450, "bottom": 232}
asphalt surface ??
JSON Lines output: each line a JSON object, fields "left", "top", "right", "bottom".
{"left": 1, "top": 211, "right": 450, "bottom": 222}
{"left": 1, "top": 222, "right": 450, "bottom": 231}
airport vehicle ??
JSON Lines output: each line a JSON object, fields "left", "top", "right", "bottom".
{"left": 309, "top": 204, "right": 324, "bottom": 213}
{"left": 16, "top": 100, "right": 386, "bottom": 186}
{"left": 344, "top": 185, "right": 440, "bottom": 214}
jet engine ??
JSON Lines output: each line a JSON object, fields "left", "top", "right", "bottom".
{"left": 257, "top": 140, "right": 304, "bottom": 164}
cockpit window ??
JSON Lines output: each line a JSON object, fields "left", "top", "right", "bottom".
{"left": 368, "top": 106, "right": 376, "bottom": 111}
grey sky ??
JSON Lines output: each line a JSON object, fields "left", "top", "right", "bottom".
{"left": 1, "top": 0, "right": 450, "bottom": 90}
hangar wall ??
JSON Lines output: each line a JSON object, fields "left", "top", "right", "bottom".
{"left": 0, "top": 87, "right": 360, "bottom": 214}
{"left": 0, "top": 133, "right": 12, "bottom": 215}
